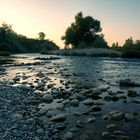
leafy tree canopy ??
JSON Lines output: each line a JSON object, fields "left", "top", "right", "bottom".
{"left": 62, "top": 12, "right": 107, "bottom": 48}
{"left": 38, "top": 32, "right": 46, "bottom": 40}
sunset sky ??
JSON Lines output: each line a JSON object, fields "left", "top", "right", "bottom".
{"left": 0, "top": 0, "right": 140, "bottom": 48}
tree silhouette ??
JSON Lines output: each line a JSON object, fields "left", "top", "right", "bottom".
{"left": 38, "top": 32, "right": 46, "bottom": 40}
{"left": 62, "top": 12, "right": 103, "bottom": 48}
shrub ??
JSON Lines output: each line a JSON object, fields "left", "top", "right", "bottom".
{"left": 122, "top": 50, "right": 140, "bottom": 58}
{"left": 0, "top": 51, "right": 10, "bottom": 56}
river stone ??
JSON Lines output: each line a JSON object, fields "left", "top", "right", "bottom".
{"left": 83, "top": 99, "right": 94, "bottom": 105}
{"left": 112, "top": 95, "right": 120, "bottom": 101}
{"left": 76, "top": 93, "right": 87, "bottom": 101}
{"left": 71, "top": 99, "right": 79, "bottom": 107}
{"left": 119, "top": 79, "right": 140, "bottom": 87}
{"left": 70, "top": 127, "right": 80, "bottom": 132}
{"left": 55, "top": 123, "right": 66, "bottom": 130}
{"left": 19, "top": 85, "right": 30, "bottom": 91}
{"left": 50, "top": 114, "right": 66, "bottom": 122}
{"left": 26, "top": 118, "right": 35, "bottom": 125}
{"left": 47, "top": 84, "right": 55, "bottom": 89}
{"left": 124, "top": 113, "right": 135, "bottom": 121}
{"left": 127, "top": 90, "right": 138, "bottom": 97}
{"left": 131, "top": 99, "right": 140, "bottom": 104}
{"left": 102, "top": 131, "right": 112, "bottom": 138}
{"left": 79, "top": 134, "right": 91, "bottom": 140}
{"left": 91, "top": 105, "right": 102, "bottom": 112}
{"left": 118, "top": 135, "right": 131, "bottom": 140}
{"left": 36, "top": 128, "right": 44, "bottom": 135}
{"left": 38, "top": 108, "right": 48, "bottom": 115}
{"left": 77, "top": 120, "right": 87, "bottom": 128}
{"left": 43, "top": 94, "right": 53, "bottom": 103}
{"left": 104, "top": 96, "right": 112, "bottom": 101}
{"left": 64, "top": 131, "right": 73, "bottom": 139}
{"left": 87, "top": 117, "right": 96, "bottom": 123}
{"left": 109, "top": 111, "right": 124, "bottom": 121}
{"left": 107, "top": 124, "right": 118, "bottom": 131}
{"left": 56, "top": 103, "right": 64, "bottom": 110}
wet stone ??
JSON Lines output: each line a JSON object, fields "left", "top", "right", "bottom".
{"left": 107, "top": 124, "right": 118, "bottom": 131}
{"left": 50, "top": 114, "right": 66, "bottom": 122}
{"left": 124, "top": 113, "right": 135, "bottom": 121}
{"left": 71, "top": 99, "right": 79, "bottom": 107}
{"left": 64, "top": 131, "right": 73, "bottom": 139}
{"left": 91, "top": 105, "right": 102, "bottom": 112}
{"left": 55, "top": 123, "right": 66, "bottom": 130}
{"left": 83, "top": 99, "right": 94, "bottom": 105}
{"left": 127, "top": 90, "right": 138, "bottom": 97}
{"left": 42, "top": 94, "right": 53, "bottom": 103}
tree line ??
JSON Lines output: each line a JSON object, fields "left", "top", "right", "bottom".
{"left": 0, "top": 22, "right": 59, "bottom": 54}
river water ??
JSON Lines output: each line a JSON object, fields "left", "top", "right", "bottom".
{"left": 0, "top": 54, "right": 140, "bottom": 139}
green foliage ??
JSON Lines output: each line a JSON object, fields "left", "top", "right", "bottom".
{"left": 0, "top": 23, "right": 59, "bottom": 54}
{"left": 62, "top": 12, "right": 106, "bottom": 48}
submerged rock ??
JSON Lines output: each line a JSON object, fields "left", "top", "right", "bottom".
{"left": 108, "top": 111, "right": 124, "bottom": 121}
{"left": 127, "top": 90, "right": 138, "bottom": 97}
{"left": 124, "top": 113, "right": 135, "bottom": 121}
{"left": 91, "top": 105, "right": 102, "bottom": 112}
{"left": 119, "top": 79, "right": 140, "bottom": 87}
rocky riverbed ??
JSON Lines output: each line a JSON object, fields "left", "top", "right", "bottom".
{"left": 0, "top": 54, "right": 140, "bottom": 140}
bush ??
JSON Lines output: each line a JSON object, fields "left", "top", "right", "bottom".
{"left": 0, "top": 51, "right": 10, "bottom": 56}
{"left": 122, "top": 50, "right": 140, "bottom": 58}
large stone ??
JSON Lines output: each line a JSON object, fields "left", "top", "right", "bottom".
{"left": 71, "top": 99, "right": 79, "bottom": 107}
{"left": 42, "top": 94, "right": 53, "bottom": 103}
{"left": 124, "top": 113, "right": 135, "bottom": 121}
{"left": 127, "top": 90, "right": 138, "bottom": 97}
{"left": 91, "top": 105, "right": 102, "bottom": 112}
{"left": 109, "top": 111, "right": 124, "bottom": 121}
{"left": 119, "top": 79, "right": 140, "bottom": 87}
{"left": 64, "top": 132, "right": 73, "bottom": 139}
{"left": 50, "top": 114, "right": 66, "bottom": 122}
{"left": 83, "top": 99, "right": 94, "bottom": 105}
{"left": 76, "top": 93, "right": 87, "bottom": 101}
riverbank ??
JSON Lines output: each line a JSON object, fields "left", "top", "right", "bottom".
{"left": 0, "top": 54, "right": 140, "bottom": 140}
{"left": 45, "top": 48, "right": 121, "bottom": 57}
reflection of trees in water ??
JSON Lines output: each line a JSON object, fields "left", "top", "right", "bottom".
{"left": 57, "top": 57, "right": 140, "bottom": 88}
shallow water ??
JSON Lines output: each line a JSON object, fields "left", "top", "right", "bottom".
{"left": 0, "top": 54, "right": 140, "bottom": 139}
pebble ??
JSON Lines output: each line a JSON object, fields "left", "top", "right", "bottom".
{"left": 42, "top": 94, "right": 53, "bottom": 103}
{"left": 36, "top": 128, "right": 44, "bottom": 135}
{"left": 55, "top": 122, "right": 66, "bottom": 130}
{"left": 77, "top": 120, "right": 87, "bottom": 128}
{"left": 64, "top": 131, "right": 73, "bottom": 139}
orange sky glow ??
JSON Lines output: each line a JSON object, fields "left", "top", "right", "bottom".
{"left": 0, "top": 0, "right": 140, "bottom": 48}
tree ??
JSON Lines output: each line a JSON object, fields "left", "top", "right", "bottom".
{"left": 123, "top": 37, "right": 133, "bottom": 49}
{"left": 62, "top": 12, "right": 102, "bottom": 48}
{"left": 38, "top": 32, "right": 46, "bottom": 40}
